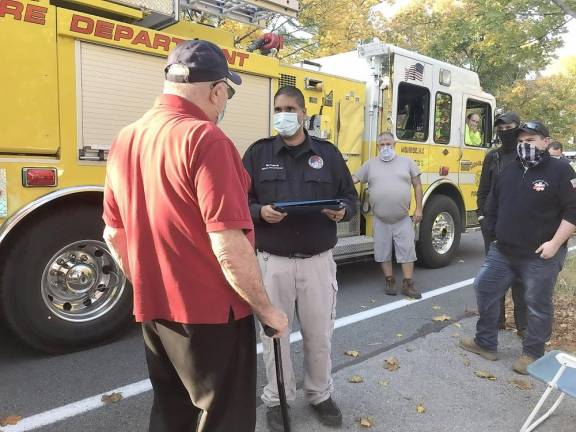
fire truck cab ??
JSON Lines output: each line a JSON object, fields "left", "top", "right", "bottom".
{"left": 0, "top": 0, "right": 493, "bottom": 353}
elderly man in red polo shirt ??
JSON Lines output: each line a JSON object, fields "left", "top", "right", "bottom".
{"left": 103, "top": 40, "right": 288, "bottom": 432}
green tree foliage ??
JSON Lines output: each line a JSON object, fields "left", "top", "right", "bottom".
{"left": 375, "top": 0, "right": 569, "bottom": 93}
{"left": 212, "top": 0, "right": 380, "bottom": 60}
{"left": 497, "top": 56, "right": 576, "bottom": 147}
{"left": 551, "top": 0, "right": 576, "bottom": 19}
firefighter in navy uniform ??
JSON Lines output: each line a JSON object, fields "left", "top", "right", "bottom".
{"left": 242, "top": 86, "right": 358, "bottom": 432}
{"left": 477, "top": 112, "right": 527, "bottom": 336}
{"left": 460, "top": 121, "right": 576, "bottom": 375}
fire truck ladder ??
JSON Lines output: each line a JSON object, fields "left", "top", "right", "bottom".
{"left": 179, "top": 0, "right": 299, "bottom": 26}
{"left": 111, "top": 0, "right": 298, "bottom": 28}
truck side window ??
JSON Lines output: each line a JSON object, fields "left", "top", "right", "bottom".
{"left": 434, "top": 92, "right": 452, "bottom": 144}
{"left": 396, "top": 82, "right": 430, "bottom": 142}
{"left": 464, "top": 100, "right": 492, "bottom": 148}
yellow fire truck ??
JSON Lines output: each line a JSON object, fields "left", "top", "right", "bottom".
{"left": 0, "top": 0, "right": 494, "bottom": 352}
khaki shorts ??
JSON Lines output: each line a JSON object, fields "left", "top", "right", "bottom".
{"left": 373, "top": 216, "right": 417, "bottom": 263}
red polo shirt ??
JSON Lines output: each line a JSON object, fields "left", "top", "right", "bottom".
{"left": 103, "top": 94, "right": 253, "bottom": 323}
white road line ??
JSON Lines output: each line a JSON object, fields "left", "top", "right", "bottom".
{"left": 4, "top": 276, "right": 475, "bottom": 432}
{"left": 7, "top": 244, "right": 576, "bottom": 432}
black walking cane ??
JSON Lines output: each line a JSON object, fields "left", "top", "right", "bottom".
{"left": 264, "top": 325, "right": 291, "bottom": 432}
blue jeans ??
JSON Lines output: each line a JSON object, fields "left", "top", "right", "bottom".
{"left": 474, "top": 243, "right": 567, "bottom": 358}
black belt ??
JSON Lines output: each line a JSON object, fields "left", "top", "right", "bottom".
{"left": 259, "top": 250, "right": 314, "bottom": 259}
{"left": 287, "top": 252, "right": 314, "bottom": 259}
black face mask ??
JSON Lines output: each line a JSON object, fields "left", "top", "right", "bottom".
{"left": 497, "top": 128, "right": 518, "bottom": 152}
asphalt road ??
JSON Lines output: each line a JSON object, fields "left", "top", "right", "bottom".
{"left": 0, "top": 231, "right": 495, "bottom": 431}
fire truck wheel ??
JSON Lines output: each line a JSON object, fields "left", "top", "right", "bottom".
{"left": 1, "top": 203, "right": 133, "bottom": 353}
{"left": 416, "top": 195, "right": 461, "bottom": 268}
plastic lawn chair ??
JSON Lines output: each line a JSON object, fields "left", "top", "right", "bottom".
{"left": 520, "top": 350, "right": 576, "bottom": 432}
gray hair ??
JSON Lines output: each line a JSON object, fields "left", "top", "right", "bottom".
{"left": 163, "top": 80, "right": 212, "bottom": 102}
{"left": 377, "top": 132, "right": 395, "bottom": 142}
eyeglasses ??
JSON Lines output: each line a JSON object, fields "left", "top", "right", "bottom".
{"left": 211, "top": 80, "right": 236, "bottom": 99}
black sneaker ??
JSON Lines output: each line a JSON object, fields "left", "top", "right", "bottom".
{"left": 266, "top": 405, "right": 286, "bottom": 432}
{"left": 311, "top": 397, "right": 342, "bottom": 427}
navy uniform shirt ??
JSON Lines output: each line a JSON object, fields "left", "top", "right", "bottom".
{"left": 242, "top": 131, "right": 358, "bottom": 256}
{"left": 486, "top": 152, "right": 576, "bottom": 257}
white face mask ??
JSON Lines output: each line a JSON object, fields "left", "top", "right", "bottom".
{"left": 216, "top": 103, "right": 226, "bottom": 124}
{"left": 379, "top": 146, "right": 395, "bottom": 162}
{"left": 274, "top": 112, "right": 302, "bottom": 137}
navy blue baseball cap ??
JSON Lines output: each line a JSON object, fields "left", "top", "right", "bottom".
{"left": 518, "top": 121, "right": 550, "bottom": 138}
{"left": 165, "top": 40, "right": 242, "bottom": 85}
{"left": 494, "top": 111, "right": 521, "bottom": 127}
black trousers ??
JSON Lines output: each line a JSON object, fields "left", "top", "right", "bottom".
{"left": 480, "top": 223, "right": 527, "bottom": 332}
{"left": 142, "top": 314, "right": 257, "bottom": 432}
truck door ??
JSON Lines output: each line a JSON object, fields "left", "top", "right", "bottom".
{"left": 460, "top": 95, "right": 493, "bottom": 225}
{"left": 391, "top": 55, "right": 432, "bottom": 180}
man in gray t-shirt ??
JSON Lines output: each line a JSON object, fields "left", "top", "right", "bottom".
{"left": 353, "top": 132, "right": 423, "bottom": 298}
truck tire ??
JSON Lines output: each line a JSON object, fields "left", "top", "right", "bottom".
{"left": 416, "top": 195, "right": 461, "bottom": 268}
{"left": 1, "top": 203, "right": 133, "bottom": 353}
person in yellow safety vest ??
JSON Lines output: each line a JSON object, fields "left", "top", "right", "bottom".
{"left": 465, "top": 112, "right": 482, "bottom": 146}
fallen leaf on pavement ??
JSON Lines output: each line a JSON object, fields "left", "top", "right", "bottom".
{"left": 359, "top": 417, "right": 374, "bottom": 428}
{"left": 453, "top": 323, "right": 462, "bottom": 328}
{"left": 510, "top": 378, "right": 533, "bottom": 390}
{"left": 463, "top": 358, "right": 471, "bottom": 367}
{"left": 432, "top": 305, "right": 442, "bottom": 310}
{"left": 360, "top": 305, "right": 367, "bottom": 309}
{"left": 465, "top": 307, "right": 479, "bottom": 316}
{"left": 0, "top": 416, "right": 22, "bottom": 426}
{"left": 474, "top": 370, "right": 497, "bottom": 381}
{"left": 378, "top": 379, "right": 389, "bottom": 386}
{"left": 396, "top": 333, "right": 403, "bottom": 337}
{"left": 370, "top": 299, "right": 376, "bottom": 303}
{"left": 452, "top": 332, "right": 460, "bottom": 338}
{"left": 416, "top": 403, "right": 426, "bottom": 414}
{"left": 348, "top": 375, "right": 364, "bottom": 383}
{"left": 384, "top": 357, "right": 400, "bottom": 371}
{"left": 432, "top": 315, "right": 451, "bottom": 322}
{"left": 345, "top": 350, "right": 360, "bottom": 358}
{"left": 101, "top": 392, "right": 123, "bottom": 404}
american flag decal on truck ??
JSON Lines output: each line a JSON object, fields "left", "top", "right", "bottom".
{"left": 405, "top": 62, "right": 424, "bottom": 81}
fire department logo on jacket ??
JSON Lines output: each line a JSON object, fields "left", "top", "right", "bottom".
{"left": 532, "top": 180, "right": 549, "bottom": 192}
{"left": 308, "top": 155, "right": 324, "bottom": 169}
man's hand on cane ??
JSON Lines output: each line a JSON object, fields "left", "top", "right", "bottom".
{"left": 260, "top": 307, "right": 289, "bottom": 338}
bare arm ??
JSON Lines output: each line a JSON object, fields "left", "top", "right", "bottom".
{"left": 209, "top": 229, "right": 288, "bottom": 336}
{"left": 411, "top": 175, "right": 424, "bottom": 223}
{"left": 103, "top": 226, "right": 132, "bottom": 281}
{"left": 536, "top": 220, "right": 576, "bottom": 259}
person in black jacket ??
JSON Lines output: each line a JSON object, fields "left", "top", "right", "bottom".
{"left": 476, "top": 112, "right": 527, "bottom": 336}
{"left": 243, "top": 85, "right": 358, "bottom": 431}
{"left": 460, "top": 121, "right": 576, "bottom": 375}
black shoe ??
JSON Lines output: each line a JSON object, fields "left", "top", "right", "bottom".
{"left": 311, "top": 397, "right": 342, "bottom": 427}
{"left": 266, "top": 405, "right": 287, "bottom": 432}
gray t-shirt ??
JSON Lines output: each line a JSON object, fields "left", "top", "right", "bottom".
{"left": 355, "top": 155, "right": 421, "bottom": 223}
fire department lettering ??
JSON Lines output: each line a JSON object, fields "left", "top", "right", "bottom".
{"left": 0, "top": 0, "right": 47, "bottom": 25}
{"left": 69, "top": 14, "right": 250, "bottom": 66}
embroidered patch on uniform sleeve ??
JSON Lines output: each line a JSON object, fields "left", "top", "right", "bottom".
{"left": 570, "top": 178, "right": 576, "bottom": 189}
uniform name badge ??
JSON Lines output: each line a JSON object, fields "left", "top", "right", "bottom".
{"left": 308, "top": 155, "right": 324, "bottom": 169}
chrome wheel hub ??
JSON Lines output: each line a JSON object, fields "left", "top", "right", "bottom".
{"left": 431, "top": 212, "right": 455, "bottom": 255}
{"left": 42, "top": 241, "right": 126, "bottom": 322}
